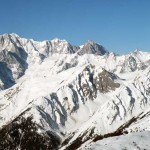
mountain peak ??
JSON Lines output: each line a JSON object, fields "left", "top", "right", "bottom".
{"left": 133, "top": 48, "right": 142, "bottom": 54}
{"left": 0, "top": 33, "right": 20, "bottom": 39}
{"left": 77, "top": 40, "right": 108, "bottom": 55}
{"left": 86, "top": 40, "right": 95, "bottom": 44}
{"left": 10, "top": 33, "right": 20, "bottom": 37}
{"left": 51, "top": 38, "right": 68, "bottom": 43}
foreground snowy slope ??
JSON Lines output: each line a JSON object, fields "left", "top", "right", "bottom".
{"left": 0, "top": 33, "right": 150, "bottom": 149}
{"left": 80, "top": 131, "right": 150, "bottom": 150}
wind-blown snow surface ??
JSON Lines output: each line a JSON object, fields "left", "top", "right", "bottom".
{"left": 0, "top": 33, "right": 150, "bottom": 149}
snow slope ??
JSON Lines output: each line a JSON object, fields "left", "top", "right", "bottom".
{"left": 80, "top": 131, "right": 150, "bottom": 150}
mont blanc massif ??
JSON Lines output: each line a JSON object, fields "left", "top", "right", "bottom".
{"left": 0, "top": 33, "right": 150, "bottom": 150}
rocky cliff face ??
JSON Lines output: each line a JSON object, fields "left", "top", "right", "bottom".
{"left": 78, "top": 40, "right": 108, "bottom": 55}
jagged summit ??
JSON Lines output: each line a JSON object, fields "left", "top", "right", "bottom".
{"left": 0, "top": 33, "right": 109, "bottom": 55}
{"left": 78, "top": 40, "right": 108, "bottom": 55}
{"left": 134, "top": 48, "right": 141, "bottom": 52}
{"left": 0, "top": 33, "right": 110, "bottom": 90}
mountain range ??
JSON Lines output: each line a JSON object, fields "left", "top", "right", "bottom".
{"left": 0, "top": 33, "right": 150, "bottom": 150}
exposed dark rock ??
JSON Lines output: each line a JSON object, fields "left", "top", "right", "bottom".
{"left": 50, "top": 93, "right": 67, "bottom": 126}
{"left": 78, "top": 66, "right": 120, "bottom": 100}
{"left": 121, "top": 56, "right": 137, "bottom": 73}
{"left": 0, "top": 34, "right": 29, "bottom": 90}
{"left": 68, "top": 84, "right": 79, "bottom": 113}
{"left": 78, "top": 40, "right": 108, "bottom": 55}
{"left": 58, "top": 57, "right": 79, "bottom": 73}
{"left": 93, "top": 69, "right": 120, "bottom": 93}
{"left": 61, "top": 128, "right": 95, "bottom": 150}
{"left": 0, "top": 48, "right": 28, "bottom": 90}
{"left": 0, "top": 62, "right": 15, "bottom": 89}
{"left": 51, "top": 39, "right": 79, "bottom": 54}
{"left": 0, "top": 114, "right": 61, "bottom": 150}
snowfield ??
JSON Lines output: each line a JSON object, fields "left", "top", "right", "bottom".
{"left": 80, "top": 131, "right": 150, "bottom": 150}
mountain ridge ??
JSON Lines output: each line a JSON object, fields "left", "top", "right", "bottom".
{"left": 0, "top": 33, "right": 150, "bottom": 149}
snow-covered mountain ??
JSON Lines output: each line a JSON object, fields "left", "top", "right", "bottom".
{"left": 0, "top": 33, "right": 150, "bottom": 150}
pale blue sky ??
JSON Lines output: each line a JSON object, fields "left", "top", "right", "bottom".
{"left": 0, "top": 0, "right": 150, "bottom": 54}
